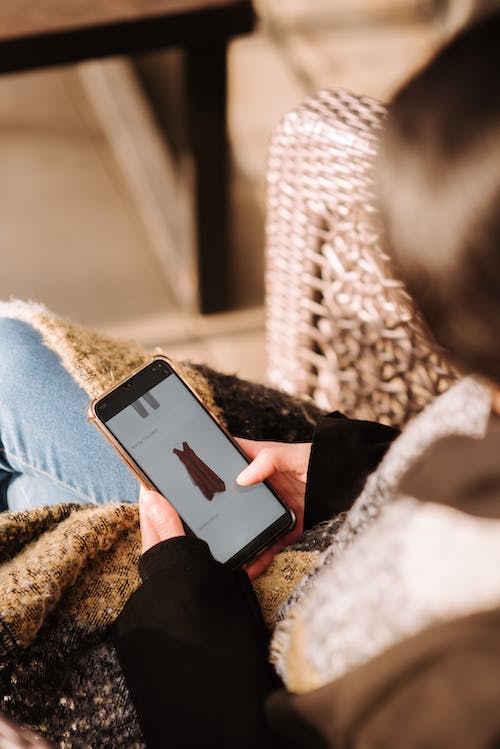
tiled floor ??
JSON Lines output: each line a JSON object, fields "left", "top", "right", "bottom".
{"left": 0, "top": 1, "right": 457, "bottom": 386}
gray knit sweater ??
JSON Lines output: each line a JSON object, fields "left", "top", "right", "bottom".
{"left": 271, "top": 377, "right": 497, "bottom": 692}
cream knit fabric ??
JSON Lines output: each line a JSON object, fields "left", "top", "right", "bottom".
{"left": 270, "top": 377, "right": 495, "bottom": 692}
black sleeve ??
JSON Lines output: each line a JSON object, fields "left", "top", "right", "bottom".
{"left": 304, "top": 413, "right": 400, "bottom": 528}
{"left": 112, "top": 536, "right": 282, "bottom": 749}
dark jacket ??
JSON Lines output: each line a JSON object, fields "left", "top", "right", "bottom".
{"left": 113, "top": 413, "right": 500, "bottom": 749}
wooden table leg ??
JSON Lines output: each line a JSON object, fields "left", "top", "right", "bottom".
{"left": 185, "top": 39, "right": 230, "bottom": 314}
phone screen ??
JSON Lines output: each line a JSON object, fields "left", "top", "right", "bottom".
{"left": 99, "top": 363, "right": 290, "bottom": 564}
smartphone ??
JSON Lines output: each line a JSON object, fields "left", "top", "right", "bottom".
{"left": 87, "top": 355, "right": 295, "bottom": 568}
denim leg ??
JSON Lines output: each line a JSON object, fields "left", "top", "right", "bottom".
{"left": 0, "top": 318, "right": 139, "bottom": 511}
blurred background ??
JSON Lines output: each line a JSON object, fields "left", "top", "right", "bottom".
{"left": 0, "top": 0, "right": 479, "bottom": 382}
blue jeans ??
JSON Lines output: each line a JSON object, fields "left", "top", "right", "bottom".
{"left": 0, "top": 318, "right": 138, "bottom": 511}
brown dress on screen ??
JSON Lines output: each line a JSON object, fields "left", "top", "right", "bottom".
{"left": 173, "top": 442, "right": 226, "bottom": 500}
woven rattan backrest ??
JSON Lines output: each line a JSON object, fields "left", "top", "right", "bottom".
{"left": 265, "top": 89, "right": 457, "bottom": 427}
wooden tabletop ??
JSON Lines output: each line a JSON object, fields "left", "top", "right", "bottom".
{"left": 0, "top": 0, "right": 253, "bottom": 40}
{"left": 0, "top": 0, "right": 255, "bottom": 73}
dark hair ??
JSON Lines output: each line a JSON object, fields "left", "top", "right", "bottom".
{"left": 377, "top": 9, "right": 500, "bottom": 382}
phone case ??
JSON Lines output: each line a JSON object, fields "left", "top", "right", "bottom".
{"left": 87, "top": 354, "right": 296, "bottom": 566}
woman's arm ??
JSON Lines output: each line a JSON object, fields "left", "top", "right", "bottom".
{"left": 113, "top": 407, "right": 400, "bottom": 749}
{"left": 304, "top": 414, "right": 400, "bottom": 527}
{"left": 112, "top": 489, "right": 281, "bottom": 749}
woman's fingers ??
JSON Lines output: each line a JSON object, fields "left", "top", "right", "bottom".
{"left": 236, "top": 446, "right": 280, "bottom": 486}
{"left": 236, "top": 442, "right": 311, "bottom": 486}
{"left": 139, "top": 486, "right": 185, "bottom": 553}
{"left": 138, "top": 438, "right": 312, "bottom": 562}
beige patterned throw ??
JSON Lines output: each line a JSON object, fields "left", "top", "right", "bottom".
{"left": 0, "top": 300, "right": 322, "bottom": 665}
{"left": 0, "top": 503, "right": 140, "bottom": 653}
{"left": 0, "top": 300, "right": 326, "bottom": 746}
{"left": 34, "top": 308, "right": 224, "bottom": 418}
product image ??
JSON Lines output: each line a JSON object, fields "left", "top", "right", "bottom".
{"left": 173, "top": 441, "right": 226, "bottom": 501}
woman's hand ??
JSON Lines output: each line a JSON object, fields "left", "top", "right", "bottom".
{"left": 138, "top": 439, "right": 312, "bottom": 579}
{"left": 139, "top": 485, "right": 185, "bottom": 554}
{"left": 235, "top": 438, "right": 311, "bottom": 579}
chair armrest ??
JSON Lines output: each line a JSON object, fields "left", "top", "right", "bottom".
{"left": 265, "top": 89, "right": 457, "bottom": 427}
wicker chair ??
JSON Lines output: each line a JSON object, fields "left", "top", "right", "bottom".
{"left": 265, "top": 89, "right": 457, "bottom": 428}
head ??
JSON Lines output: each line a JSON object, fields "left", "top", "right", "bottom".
{"left": 377, "top": 9, "right": 500, "bottom": 384}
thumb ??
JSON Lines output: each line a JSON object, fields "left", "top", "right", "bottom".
{"left": 139, "top": 487, "right": 185, "bottom": 553}
{"left": 236, "top": 446, "right": 283, "bottom": 486}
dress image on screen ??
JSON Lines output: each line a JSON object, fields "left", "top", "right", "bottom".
{"left": 173, "top": 441, "right": 226, "bottom": 501}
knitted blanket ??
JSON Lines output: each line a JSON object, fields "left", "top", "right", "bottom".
{"left": 0, "top": 301, "right": 324, "bottom": 748}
